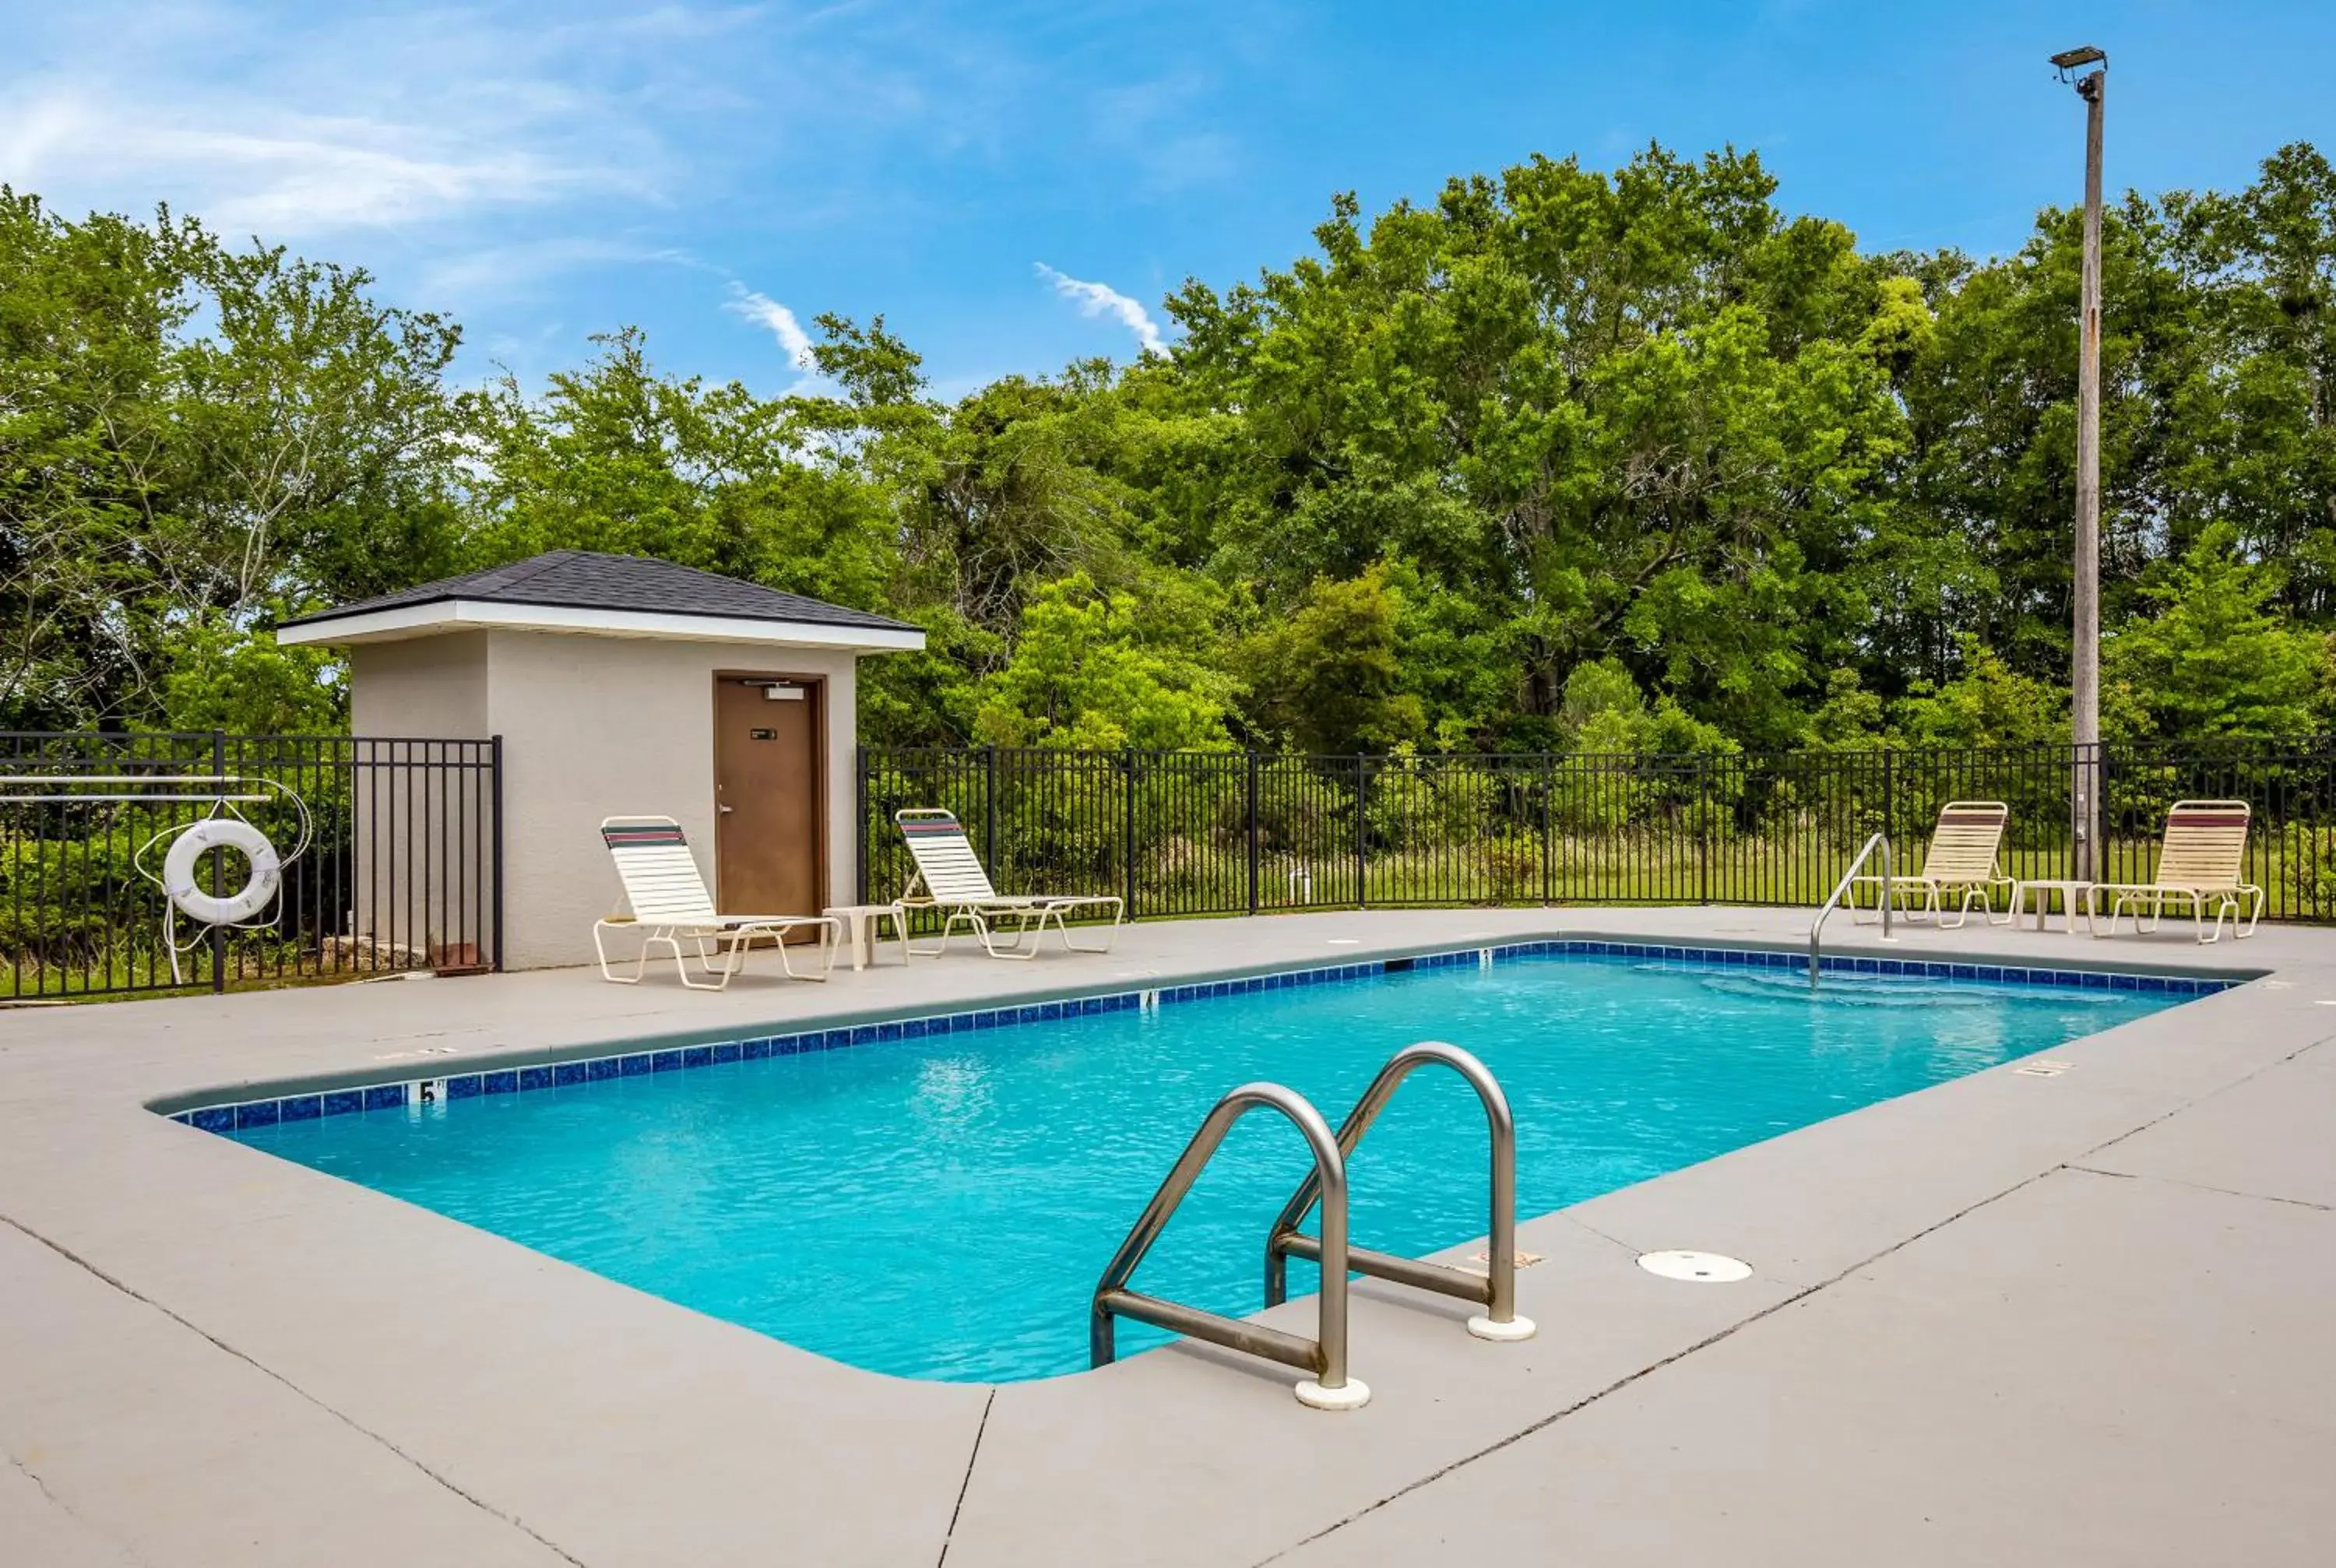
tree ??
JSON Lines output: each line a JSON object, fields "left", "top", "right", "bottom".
{"left": 1895, "top": 639, "right": 2066, "bottom": 750}
{"left": 2104, "top": 522, "right": 2324, "bottom": 740}
{"left": 1239, "top": 566, "right": 1425, "bottom": 754}
{"left": 972, "top": 573, "right": 1236, "bottom": 751}
{"left": 0, "top": 190, "right": 466, "bottom": 730}
{"left": 1169, "top": 145, "right": 1910, "bottom": 750}
{"left": 9, "top": 136, "right": 2336, "bottom": 754}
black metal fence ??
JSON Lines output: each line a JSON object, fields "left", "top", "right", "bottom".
{"left": 1, "top": 732, "right": 501, "bottom": 999}
{"left": 857, "top": 741, "right": 2336, "bottom": 923}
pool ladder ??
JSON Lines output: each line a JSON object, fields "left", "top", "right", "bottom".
{"left": 1809, "top": 830, "right": 1894, "bottom": 983}
{"left": 1089, "top": 1042, "right": 1536, "bottom": 1411}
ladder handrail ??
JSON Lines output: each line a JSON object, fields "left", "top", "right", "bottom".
{"left": 1263, "top": 1042, "right": 1530, "bottom": 1340}
{"left": 1810, "top": 830, "right": 1893, "bottom": 981}
{"left": 1090, "top": 1081, "right": 1362, "bottom": 1404}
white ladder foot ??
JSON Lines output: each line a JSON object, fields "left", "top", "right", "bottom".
{"left": 1466, "top": 1313, "right": 1537, "bottom": 1342}
{"left": 1294, "top": 1376, "right": 1371, "bottom": 1411}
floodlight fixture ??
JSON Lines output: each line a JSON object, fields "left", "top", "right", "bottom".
{"left": 2050, "top": 45, "right": 2106, "bottom": 85}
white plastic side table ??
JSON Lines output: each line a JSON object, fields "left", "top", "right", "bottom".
{"left": 822, "top": 903, "right": 911, "bottom": 969}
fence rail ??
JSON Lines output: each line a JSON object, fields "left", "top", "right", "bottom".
{"left": 858, "top": 741, "right": 2336, "bottom": 924}
{"left": 1, "top": 731, "right": 501, "bottom": 1000}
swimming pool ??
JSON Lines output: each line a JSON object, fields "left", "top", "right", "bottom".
{"left": 219, "top": 945, "right": 2186, "bottom": 1381}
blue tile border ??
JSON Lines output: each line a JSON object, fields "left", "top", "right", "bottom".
{"left": 165, "top": 937, "right": 2241, "bottom": 1136}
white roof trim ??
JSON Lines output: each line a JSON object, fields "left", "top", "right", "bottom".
{"left": 274, "top": 599, "right": 926, "bottom": 652}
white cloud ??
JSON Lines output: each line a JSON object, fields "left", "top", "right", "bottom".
{"left": 1034, "top": 263, "right": 1166, "bottom": 355}
{"left": 5, "top": 90, "right": 592, "bottom": 235}
{"left": 723, "top": 284, "right": 818, "bottom": 371}
{"left": 0, "top": 7, "right": 663, "bottom": 238}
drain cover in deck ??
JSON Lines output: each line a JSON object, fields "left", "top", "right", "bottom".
{"left": 1637, "top": 1250, "right": 1752, "bottom": 1283}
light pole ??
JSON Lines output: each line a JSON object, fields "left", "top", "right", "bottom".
{"left": 2053, "top": 44, "right": 2106, "bottom": 881}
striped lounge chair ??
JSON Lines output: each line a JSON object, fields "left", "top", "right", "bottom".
{"left": 2092, "top": 800, "right": 2264, "bottom": 943}
{"left": 895, "top": 808, "right": 1124, "bottom": 959}
{"left": 593, "top": 816, "right": 839, "bottom": 988}
{"left": 1851, "top": 800, "right": 2015, "bottom": 928}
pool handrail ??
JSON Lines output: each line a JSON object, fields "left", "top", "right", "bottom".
{"left": 1089, "top": 1081, "right": 1368, "bottom": 1409}
{"left": 1264, "top": 1042, "right": 1535, "bottom": 1342}
{"left": 1810, "top": 831, "right": 1894, "bottom": 983}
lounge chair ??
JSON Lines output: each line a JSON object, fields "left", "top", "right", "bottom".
{"left": 593, "top": 816, "right": 839, "bottom": 987}
{"left": 1849, "top": 800, "right": 2015, "bottom": 927}
{"left": 2091, "top": 800, "right": 2264, "bottom": 943}
{"left": 895, "top": 808, "right": 1124, "bottom": 958}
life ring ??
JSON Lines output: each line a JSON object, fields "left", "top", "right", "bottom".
{"left": 163, "top": 817, "right": 282, "bottom": 926}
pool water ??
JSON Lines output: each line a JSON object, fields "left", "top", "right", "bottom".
{"left": 228, "top": 952, "right": 2178, "bottom": 1380}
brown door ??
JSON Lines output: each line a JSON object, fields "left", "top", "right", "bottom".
{"left": 713, "top": 674, "right": 825, "bottom": 932}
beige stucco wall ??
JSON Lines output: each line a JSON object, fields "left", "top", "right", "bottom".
{"left": 483, "top": 631, "right": 861, "bottom": 970}
{"left": 349, "top": 633, "right": 491, "bottom": 738}
{"left": 343, "top": 635, "right": 494, "bottom": 968}
{"left": 343, "top": 628, "right": 869, "bottom": 971}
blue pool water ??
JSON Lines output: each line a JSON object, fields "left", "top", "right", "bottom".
{"left": 227, "top": 951, "right": 2179, "bottom": 1381}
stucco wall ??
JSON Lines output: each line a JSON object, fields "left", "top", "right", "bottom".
{"left": 481, "top": 631, "right": 862, "bottom": 969}
{"left": 345, "top": 635, "right": 494, "bottom": 967}
{"left": 349, "top": 634, "right": 491, "bottom": 739}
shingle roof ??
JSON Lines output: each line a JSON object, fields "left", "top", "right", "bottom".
{"left": 282, "top": 550, "right": 917, "bottom": 634}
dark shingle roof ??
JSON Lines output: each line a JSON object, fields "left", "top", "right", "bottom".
{"left": 283, "top": 550, "right": 917, "bottom": 635}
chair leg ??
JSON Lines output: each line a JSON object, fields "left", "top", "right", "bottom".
{"left": 906, "top": 909, "right": 977, "bottom": 958}
{"left": 1985, "top": 881, "right": 2015, "bottom": 926}
{"left": 1057, "top": 901, "right": 1123, "bottom": 954}
{"left": 595, "top": 921, "right": 651, "bottom": 984}
{"left": 1940, "top": 884, "right": 1969, "bottom": 930}
{"left": 773, "top": 922, "right": 836, "bottom": 981}
{"left": 649, "top": 933, "right": 719, "bottom": 990}
{"left": 980, "top": 909, "right": 1042, "bottom": 960}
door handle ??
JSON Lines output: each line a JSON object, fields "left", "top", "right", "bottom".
{"left": 719, "top": 804, "right": 735, "bottom": 814}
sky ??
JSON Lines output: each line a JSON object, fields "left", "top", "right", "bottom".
{"left": 5, "top": 2, "right": 2332, "bottom": 399}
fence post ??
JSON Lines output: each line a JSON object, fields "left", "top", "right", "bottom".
{"left": 1123, "top": 750, "right": 1138, "bottom": 921}
{"left": 984, "top": 744, "right": 999, "bottom": 875}
{"left": 1354, "top": 754, "right": 1369, "bottom": 909}
{"left": 1540, "top": 753, "right": 1556, "bottom": 905}
{"left": 1697, "top": 753, "right": 1711, "bottom": 905}
{"left": 210, "top": 730, "right": 227, "bottom": 993}
{"left": 491, "top": 734, "right": 505, "bottom": 972}
{"left": 1246, "top": 751, "right": 1261, "bottom": 916}
{"left": 854, "top": 744, "right": 868, "bottom": 905}
{"left": 1882, "top": 747, "right": 1897, "bottom": 862}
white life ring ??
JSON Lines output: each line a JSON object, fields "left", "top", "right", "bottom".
{"left": 164, "top": 818, "right": 282, "bottom": 926}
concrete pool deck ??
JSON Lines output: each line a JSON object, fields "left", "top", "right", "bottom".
{"left": 2, "top": 905, "right": 2331, "bottom": 1566}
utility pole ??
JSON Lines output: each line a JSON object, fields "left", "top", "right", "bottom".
{"left": 2053, "top": 44, "right": 2107, "bottom": 881}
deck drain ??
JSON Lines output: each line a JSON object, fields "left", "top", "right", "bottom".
{"left": 2014, "top": 1060, "right": 2073, "bottom": 1077}
{"left": 1637, "top": 1250, "right": 1752, "bottom": 1283}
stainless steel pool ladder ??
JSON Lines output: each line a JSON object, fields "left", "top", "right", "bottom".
{"left": 1089, "top": 1081, "right": 1370, "bottom": 1410}
{"left": 1088, "top": 1043, "right": 1535, "bottom": 1411}
{"left": 1809, "top": 830, "right": 1894, "bottom": 983}
{"left": 1265, "top": 1042, "right": 1536, "bottom": 1345}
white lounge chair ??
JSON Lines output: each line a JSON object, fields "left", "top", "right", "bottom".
{"left": 2092, "top": 800, "right": 2265, "bottom": 943}
{"left": 593, "top": 816, "right": 839, "bottom": 988}
{"left": 895, "top": 807, "right": 1124, "bottom": 959}
{"left": 1850, "top": 800, "right": 2015, "bottom": 928}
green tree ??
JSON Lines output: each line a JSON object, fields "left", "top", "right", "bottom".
{"left": 0, "top": 190, "right": 466, "bottom": 729}
{"left": 2105, "top": 522, "right": 2324, "bottom": 740}
{"left": 972, "top": 573, "right": 1236, "bottom": 751}
{"left": 1170, "top": 145, "right": 1909, "bottom": 750}
{"left": 1240, "top": 566, "right": 1425, "bottom": 753}
{"left": 1894, "top": 639, "right": 2066, "bottom": 750}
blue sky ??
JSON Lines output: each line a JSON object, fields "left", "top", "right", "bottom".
{"left": 5, "top": 2, "right": 2331, "bottom": 399}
